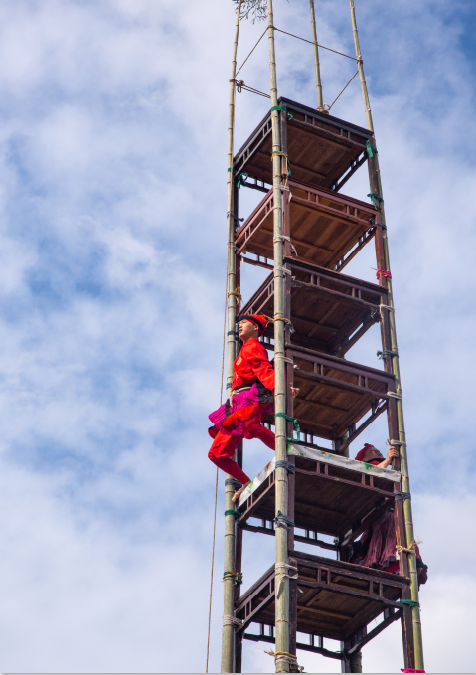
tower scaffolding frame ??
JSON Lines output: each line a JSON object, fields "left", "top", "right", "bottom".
{"left": 217, "top": 1, "right": 425, "bottom": 672}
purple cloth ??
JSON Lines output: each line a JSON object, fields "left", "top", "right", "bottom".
{"left": 351, "top": 510, "right": 428, "bottom": 586}
{"left": 209, "top": 383, "right": 273, "bottom": 436}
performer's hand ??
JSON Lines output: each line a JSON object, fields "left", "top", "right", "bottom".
{"left": 387, "top": 446, "right": 399, "bottom": 459}
{"left": 290, "top": 387, "right": 300, "bottom": 398}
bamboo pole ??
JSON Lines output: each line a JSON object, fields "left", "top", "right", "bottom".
{"left": 349, "top": 1, "right": 424, "bottom": 671}
{"left": 265, "top": 1, "right": 290, "bottom": 672}
{"left": 309, "top": 0, "right": 325, "bottom": 111}
{"left": 221, "top": 4, "right": 242, "bottom": 672}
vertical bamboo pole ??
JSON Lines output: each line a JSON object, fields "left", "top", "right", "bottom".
{"left": 349, "top": 1, "right": 424, "bottom": 671}
{"left": 309, "top": 0, "right": 325, "bottom": 111}
{"left": 222, "top": 4, "right": 242, "bottom": 672}
{"left": 265, "top": 1, "right": 290, "bottom": 672}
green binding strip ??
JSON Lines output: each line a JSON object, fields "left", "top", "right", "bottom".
{"left": 368, "top": 192, "right": 384, "bottom": 209}
{"left": 223, "top": 571, "right": 243, "bottom": 585}
{"left": 271, "top": 104, "right": 293, "bottom": 120}
{"left": 366, "top": 139, "right": 378, "bottom": 158}
{"left": 362, "top": 462, "right": 375, "bottom": 470}
{"left": 398, "top": 599, "right": 420, "bottom": 608}
{"left": 236, "top": 172, "right": 248, "bottom": 188}
{"left": 224, "top": 509, "right": 243, "bottom": 519}
{"left": 275, "top": 412, "right": 300, "bottom": 442}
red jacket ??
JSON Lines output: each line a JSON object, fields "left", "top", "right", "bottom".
{"left": 232, "top": 338, "right": 275, "bottom": 391}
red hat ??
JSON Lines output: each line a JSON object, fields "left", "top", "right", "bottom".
{"left": 238, "top": 314, "right": 268, "bottom": 335}
{"left": 355, "top": 443, "right": 375, "bottom": 462}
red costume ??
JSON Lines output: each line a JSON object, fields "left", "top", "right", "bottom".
{"left": 208, "top": 315, "right": 275, "bottom": 485}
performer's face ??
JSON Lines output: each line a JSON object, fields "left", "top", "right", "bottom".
{"left": 363, "top": 446, "right": 384, "bottom": 462}
{"left": 238, "top": 319, "right": 259, "bottom": 342}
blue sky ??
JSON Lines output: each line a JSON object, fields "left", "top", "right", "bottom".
{"left": 0, "top": 0, "right": 474, "bottom": 672}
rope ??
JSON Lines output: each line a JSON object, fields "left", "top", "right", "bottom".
{"left": 274, "top": 265, "right": 292, "bottom": 275}
{"left": 273, "top": 355, "right": 294, "bottom": 365}
{"left": 377, "top": 349, "right": 399, "bottom": 360}
{"left": 272, "top": 26, "right": 358, "bottom": 61}
{"left": 206, "top": 194, "right": 235, "bottom": 671}
{"left": 394, "top": 491, "right": 411, "bottom": 501}
{"left": 228, "top": 287, "right": 242, "bottom": 303}
{"left": 265, "top": 650, "right": 304, "bottom": 673}
{"left": 271, "top": 104, "right": 293, "bottom": 120}
{"left": 222, "top": 614, "right": 243, "bottom": 628}
{"left": 223, "top": 570, "right": 243, "bottom": 585}
{"left": 376, "top": 269, "right": 392, "bottom": 279}
{"left": 366, "top": 139, "right": 378, "bottom": 157}
{"left": 274, "top": 510, "right": 295, "bottom": 530}
{"left": 236, "top": 26, "right": 268, "bottom": 76}
{"left": 224, "top": 509, "right": 243, "bottom": 519}
{"left": 275, "top": 562, "right": 298, "bottom": 598}
{"left": 232, "top": 78, "right": 271, "bottom": 99}
{"left": 387, "top": 439, "right": 405, "bottom": 446}
{"left": 398, "top": 599, "right": 420, "bottom": 607}
{"left": 387, "top": 391, "right": 402, "bottom": 399}
{"left": 275, "top": 412, "right": 300, "bottom": 441}
{"left": 397, "top": 538, "right": 422, "bottom": 556}
{"left": 275, "top": 459, "right": 295, "bottom": 474}
{"left": 270, "top": 150, "right": 291, "bottom": 179}
{"left": 368, "top": 192, "right": 384, "bottom": 209}
{"left": 379, "top": 303, "right": 395, "bottom": 312}
{"left": 327, "top": 70, "right": 359, "bottom": 110}
{"left": 236, "top": 172, "right": 248, "bottom": 187}
{"left": 273, "top": 234, "right": 297, "bottom": 255}
{"left": 265, "top": 315, "right": 295, "bottom": 333}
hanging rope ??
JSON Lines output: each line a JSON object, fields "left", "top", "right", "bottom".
{"left": 327, "top": 70, "right": 359, "bottom": 111}
{"left": 206, "top": 238, "right": 231, "bottom": 673}
{"left": 273, "top": 26, "right": 358, "bottom": 61}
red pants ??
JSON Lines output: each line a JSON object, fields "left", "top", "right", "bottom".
{"left": 208, "top": 419, "right": 275, "bottom": 485}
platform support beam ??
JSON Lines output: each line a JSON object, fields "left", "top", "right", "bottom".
{"left": 349, "top": 1, "right": 424, "bottom": 671}
{"left": 266, "top": 1, "right": 290, "bottom": 671}
{"left": 221, "top": 4, "right": 242, "bottom": 672}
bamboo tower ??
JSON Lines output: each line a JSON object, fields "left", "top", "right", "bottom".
{"left": 219, "top": 0, "right": 424, "bottom": 671}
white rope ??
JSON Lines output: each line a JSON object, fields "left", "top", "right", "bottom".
{"left": 273, "top": 235, "right": 298, "bottom": 256}
{"left": 379, "top": 303, "right": 395, "bottom": 312}
{"left": 222, "top": 615, "right": 242, "bottom": 628}
{"left": 273, "top": 355, "right": 294, "bottom": 365}
{"left": 387, "top": 392, "right": 402, "bottom": 399}
{"left": 275, "top": 562, "right": 298, "bottom": 598}
{"left": 387, "top": 438, "right": 406, "bottom": 446}
{"left": 274, "top": 266, "right": 291, "bottom": 275}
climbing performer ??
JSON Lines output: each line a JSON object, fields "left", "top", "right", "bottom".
{"left": 208, "top": 314, "right": 299, "bottom": 503}
{"left": 349, "top": 443, "right": 428, "bottom": 587}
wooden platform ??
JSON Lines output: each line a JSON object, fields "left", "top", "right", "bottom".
{"left": 280, "top": 347, "right": 395, "bottom": 440}
{"left": 238, "top": 449, "right": 400, "bottom": 540}
{"left": 236, "top": 550, "right": 408, "bottom": 643}
{"left": 240, "top": 258, "right": 386, "bottom": 356}
{"left": 234, "top": 97, "right": 373, "bottom": 192}
{"left": 237, "top": 179, "right": 377, "bottom": 272}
